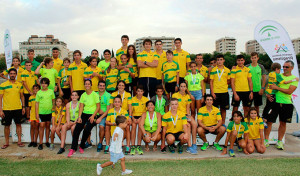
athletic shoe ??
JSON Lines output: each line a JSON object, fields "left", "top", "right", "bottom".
{"left": 38, "top": 144, "right": 43, "bottom": 150}
{"left": 125, "top": 146, "right": 130, "bottom": 155}
{"left": 28, "top": 142, "right": 34, "bottom": 147}
{"left": 96, "top": 163, "right": 103, "bottom": 175}
{"left": 50, "top": 144, "right": 54, "bottom": 151}
{"left": 264, "top": 139, "right": 270, "bottom": 148}
{"left": 136, "top": 146, "right": 143, "bottom": 155}
{"left": 168, "top": 145, "right": 175, "bottom": 153}
{"left": 189, "top": 147, "right": 198, "bottom": 155}
{"left": 276, "top": 140, "right": 284, "bottom": 150}
{"left": 201, "top": 142, "right": 209, "bottom": 151}
{"left": 172, "top": 143, "right": 177, "bottom": 149}
{"left": 57, "top": 148, "right": 65, "bottom": 154}
{"left": 192, "top": 144, "right": 197, "bottom": 151}
{"left": 213, "top": 142, "right": 223, "bottom": 151}
{"left": 237, "top": 145, "right": 242, "bottom": 152}
{"left": 178, "top": 143, "right": 183, "bottom": 154}
{"left": 85, "top": 142, "right": 92, "bottom": 149}
{"left": 130, "top": 146, "right": 136, "bottom": 155}
{"left": 186, "top": 146, "right": 192, "bottom": 153}
{"left": 97, "top": 143, "right": 103, "bottom": 152}
{"left": 45, "top": 142, "right": 50, "bottom": 148}
{"left": 67, "top": 149, "right": 76, "bottom": 157}
{"left": 79, "top": 147, "right": 84, "bottom": 154}
{"left": 33, "top": 142, "right": 37, "bottom": 147}
{"left": 104, "top": 145, "right": 109, "bottom": 154}
{"left": 121, "top": 169, "right": 133, "bottom": 175}
{"left": 229, "top": 149, "right": 235, "bottom": 157}
{"left": 161, "top": 147, "right": 167, "bottom": 153}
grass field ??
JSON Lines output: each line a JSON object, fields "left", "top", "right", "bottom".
{"left": 1, "top": 157, "right": 300, "bottom": 176}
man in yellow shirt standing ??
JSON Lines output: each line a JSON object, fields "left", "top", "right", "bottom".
{"left": 116, "top": 35, "right": 129, "bottom": 65}
{"left": 137, "top": 39, "right": 158, "bottom": 98}
{"left": 154, "top": 40, "right": 167, "bottom": 86}
{"left": 173, "top": 38, "right": 191, "bottom": 84}
{"left": 52, "top": 47, "right": 64, "bottom": 74}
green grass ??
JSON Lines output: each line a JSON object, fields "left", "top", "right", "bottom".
{"left": 1, "top": 157, "right": 300, "bottom": 175}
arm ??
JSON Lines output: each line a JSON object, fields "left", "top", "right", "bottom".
{"left": 57, "top": 78, "right": 63, "bottom": 96}
{"left": 161, "top": 126, "right": 166, "bottom": 149}
{"left": 175, "top": 72, "right": 179, "bottom": 91}
{"left": 96, "top": 105, "right": 110, "bottom": 124}
{"left": 128, "top": 104, "right": 132, "bottom": 117}
{"left": 20, "top": 92, "right": 25, "bottom": 115}
{"left": 198, "top": 119, "right": 209, "bottom": 130}
{"left": 66, "top": 103, "right": 70, "bottom": 124}
{"left": 153, "top": 113, "right": 162, "bottom": 137}
{"left": 0, "top": 72, "right": 8, "bottom": 80}
{"left": 270, "top": 84, "right": 297, "bottom": 95}
{"left": 35, "top": 102, "right": 39, "bottom": 120}
{"left": 186, "top": 103, "right": 190, "bottom": 115}
{"left": 35, "top": 62, "right": 44, "bottom": 75}
{"left": 259, "top": 74, "right": 267, "bottom": 95}
{"left": 248, "top": 77, "right": 253, "bottom": 99}
{"left": 137, "top": 60, "right": 149, "bottom": 68}
{"left": 89, "top": 103, "right": 100, "bottom": 123}
{"left": 23, "top": 81, "right": 32, "bottom": 95}
{"left": 0, "top": 94, "right": 4, "bottom": 117}
{"left": 69, "top": 76, "right": 73, "bottom": 92}
{"left": 146, "top": 60, "right": 158, "bottom": 67}
{"left": 231, "top": 77, "right": 239, "bottom": 101}
{"left": 113, "top": 133, "right": 119, "bottom": 141}
{"left": 77, "top": 103, "right": 84, "bottom": 123}
{"left": 139, "top": 113, "right": 147, "bottom": 135}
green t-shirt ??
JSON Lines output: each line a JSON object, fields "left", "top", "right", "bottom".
{"left": 79, "top": 91, "right": 100, "bottom": 114}
{"left": 98, "top": 60, "right": 110, "bottom": 75}
{"left": 150, "top": 95, "right": 169, "bottom": 115}
{"left": 276, "top": 74, "right": 298, "bottom": 104}
{"left": 184, "top": 73, "right": 204, "bottom": 91}
{"left": 35, "top": 89, "right": 55, "bottom": 114}
{"left": 40, "top": 68, "right": 58, "bottom": 90}
{"left": 246, "top": 64, "right": 267, "bottom": 92}
{"left": 21, "top": 59, "right": 40, "bottom": 71}
{"left": 97, "top": 91, "right": 111, "bottom": 112}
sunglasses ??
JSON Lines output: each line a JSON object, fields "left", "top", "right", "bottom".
{"left": 283, "top": 66, "right": 290, "bottom": 68}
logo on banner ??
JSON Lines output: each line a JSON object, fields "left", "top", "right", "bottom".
{"left": 275, "top": 44, "right": 289, "bottom": 53}
{"left": 259, "top": 25, "right": 280, "bottom": 42}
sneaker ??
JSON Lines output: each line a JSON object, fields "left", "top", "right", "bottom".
{"left": 237, "top": 145, "right": 242, "bottom": 152}
{"left": 79, "top": 147, "right": 84, "bottom": 154}
{"left": 97, "top": 143, "right": 103, "bottom": 152}
{"left": 201, "top": 142, "right": 209, "bottom": 151}
{"left": 33, "top": 142, "right": 37, "bottom": 147}
{"left": 50, "top": 144, "right": 54, "bottom": 151}
{"left": 45, "top": 142, "right": 50, "bottom": 148}
{"left": 264, "top": 139, "right": 270, "bottom": 148}
{"left": 85, "top": 142, "right": 92, "bottom": 149}
{"left": 67, "top": 149, "right": 76, "bottom": 157}
{"left": 38, "top": 144, "right": 43, "bottom": 150}
{"left": 186, "top": 146, "right": 192, "bottom": 153}
{"left": 130, "top": 146, "right": 136, "bottom": 155}
{"left": 28, "top": 142, "right": 34, "bottom": 147}
{"left": 168, "top": 145, "right": 175, "bottom": 153}
{"left": 192, "top": 144, "right": 197, "bottom": 151}
{"left": 229, "top": 149, "right": 235, "bottom": 157}
{"left": 161, "top": 147, "right": 167, "bottom": 153}
{"left": 178, "top": 143, "right": 183, "bottom": 154}
{"left": 189, "top": 147, "right": 198, "bottom": 155}
{"left": 213, "top": 142, "right": 223, "bottom": 151}
{"left": 136, "top": 146, "right": 143, "bottom": 155}
{"left": 121, "top": 169, "right": 133, "bottom": 175}
{"left": 172, "top": 143, "right": 177, "bottom": 149}
{"left": 96, "top": 163, "right": 103, "bottom": 175}
{"left": 57, "top": 148, "right": 65, "bottom": 154}
{"left": 125, "top": 146, "right": 130, "bottom": 155}
{"left": 276, "top": 140, "right": 284, "bottom": 150}
{"left": 104, "top": 145, "right": 109, "bottom": 154}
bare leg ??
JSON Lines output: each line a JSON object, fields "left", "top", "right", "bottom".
{"left": 30, "top": 122, "right": 34, "bottom": 142}
{"left": 120, "top": 157, "right": 126, "bottom": 172}
{"left": 197, "top": 127, "right": 207, "bottom": 142}
{"left": 16, "top": 124, "right": 22, "bottom": 143}
{"left": 39, "top": 122, "right": 45, "bottom": 144}
{"left": 34, "top": 122, "right": 39, "bottom": 143}
{"left": 99, "top": 126, "right": 105, "bottom": 143}
{"left": 278, "top": 121, "right": 286, "bottom": 141}
{"left": 220, "top": 109, "right": 226, "bottom": 125}
{"left": 246, "top": 139, "right": 255, "bottom": 154}
{"left": 126, "top": 125, "right": 130, "bottom": 147}
{"left": 215, "top": 126, "right": 226, "bottom": 143}
{"left": 130, "top": 120, "right": 137, "bottom": 146}
{"left": 105, "top": 126, "right": 111, "bottom": 145}
{"left": 4, "top": 126, "right": 10, "bottom": 145}
{"left": 264, "top": 122, "right": 273, "bottom": 140}
{"left": 45, "top": 122, "right": 51, "bottom": 143}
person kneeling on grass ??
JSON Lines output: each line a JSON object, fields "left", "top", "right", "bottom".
{"left": 221, "top": 111, "right": 249, "bottom": 157}
{"left": 197, "top": 94, "right": 225, "bottom": 151}
{"left": 97, "top": 115, "right": 133, "bottom": 175}
{"left": 161, "top": 98, "right": 189, "bottom": 154}
{"left": 139, "top": 100, "right": 162, "bottom": 152}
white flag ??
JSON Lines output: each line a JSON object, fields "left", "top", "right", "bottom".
{"left": 4, "top": 29, "right": 12, "bottom": 69}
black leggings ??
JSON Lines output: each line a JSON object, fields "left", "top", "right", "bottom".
{"left": 71, "top": 113, "right": 97, "bottom": 150}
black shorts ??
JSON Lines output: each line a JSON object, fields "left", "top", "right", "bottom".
{"left": 213, "top": 93, "right": 230, "bottom": 110}
{"left": 203, "top": 125, "right": 218, "bottom": 135}
{"left": 231, "top": 91, "right": 251, "bottom": 107}
{"left": 235, "top": 137, "right": 243, "bottom": 144}
{"left": 179, "top": 77, "right": 185, "bottom": 84}
{"left": 39, "top": 114, "right": 52, "bottom": 122}
{"left": 166, "top": 132, "right": 183, "bottom": 141}
{"left": 132, "top": 78, "right": 138, "bottom": 87}
{"left": 75, "top": 90, "right": 85, "bottom": 98}
{"left": 270, "top": 103, "right": 294, "bottom": 123}
{"left": 250, "top": 92, "right": 263, "bottom": 106}
{"left": 262, "top": 95, "right": 277, "bottom": 121}
{"left": 133, "top": 116, "right": 141, "bottom": 119}
{"left": 165, "top": 82, "right": 176, "bottom": 94}
{"left": 1, "top": 109, "right": 23, "bottom": 126}
{"left": 62, "top": 88, "right": 71, "bottom": 100}
{"left": 24, "top": 93, "right": 31, "bottom": 107}
{"left": 125, "top": 84, "right": 131, "bottom": 92}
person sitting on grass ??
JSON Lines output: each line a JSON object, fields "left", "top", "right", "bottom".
{"left": 97, "top": 115, "right": 133, "bottom": 175}
{"left": 161, "top": 98, "right": 189, "bottom": 154}
{"left": 221, "top": 111, "right": 249, "bottom": 157}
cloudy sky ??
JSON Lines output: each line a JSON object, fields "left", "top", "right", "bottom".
{"left": 0, "top": 0, "right": 300, "bottom": 57}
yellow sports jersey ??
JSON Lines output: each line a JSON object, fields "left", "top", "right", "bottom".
{"left": 231, "top": 66, "right": 252, "bottom": 92}
{"left": 161, "top": 61, "right": 179, "bottom": 83}
{"left": 154, "top": 50, "right": 167, "bottom": 80}
{"left": 172, "top": 92, "right": 191, "bottom": 114}
{"left": 52, "top": 57, "right": 64, "bottom": 74}
{"left": 226, "top": 121, "right": 249, "bottom": 138}
{"left": 104, "top": 68, "right": 119, "bottom": 92}
{"left": 137, "top": 50, "right": 158, "bottom": 78}
{"left": 172, "top": 49, "right": 191, "bottom": 78}
{"left": 244, "top": 117, "right": 264, "bottom": 140}
{"left": 132, "top": 96, "right": 149, "bottom": 116}
{"left": 116, "top": 47, "right": 127, "bottom": 64}
{"left": 162, "top": 111, "right": 187, "bottom": 133}
{"left": 0, "top": 80, "right": 23, "bottom": 110}
{"left": 118, "top": 63, "right": 134, "bottom": 84}
{"left": 52, "top": 107, "right": 66, "bottom": 125}
{"left": 21, "top": 70, "right": 38, "bottom": 94}
{"left": 197, "top": 106, "right": 222, "bottom": 126}
{"left": 128, "top": 58, "right": 138, "bottom": 77}
{"left": 210, "top": 66, "right": 231, "bottom": 93}
{"left": 83, "top": 66, "right": 102, "bottom": 91}
{"left": 28, "top": 95, "right": 38, "bottom": 122}
{"left": 58, "top": 67, "right": 70, "bottom": 89}
{"left": 68, "top": 61, "right": 88, "bottom": 91}
{"left": 106, "top": 108, "right": 129, "bottom": 135}
{"left": 110, "top": 91, "right": 132, "bottom": 110}
{"left": 266, "top": 71, "right": 285, "bottom": 94}
{"left": 3, "top": 66, "right": 25, "bottom": 82}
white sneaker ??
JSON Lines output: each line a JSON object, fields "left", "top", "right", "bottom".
{"left": 122, "top": 169, "right": 133, "bottom": 175}
{"left": 97, "top": 163, "right": 103, "bottom": 175}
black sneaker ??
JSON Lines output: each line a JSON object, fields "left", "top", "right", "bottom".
{"left": 38, "top": 144, "right": 43, "bottom": 150}
{"left": 178, "top": 143, "right": 183, "bottom": 154}
{"left": 45, "top": 142, "right": 50, "bottom": 148}
{"left": 33, "top": 142, "right": 37, "bottom": 147}
{"left": 168, "top": 145, "right": 175, "bottom": 153}
{"left": 28, "top": 142, "right": 34, "bottom": 147}
{"left": 57, "top": 148, "right": 65, "bottom": 154}
{"left": 161, "top": 147, "right": 167, "bottom": 153}
{"left": 172, "top": 143, "right": 177, "bottom": 149}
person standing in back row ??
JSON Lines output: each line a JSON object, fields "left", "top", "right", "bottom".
{"left": 116, "top": 35, "right": 129, "bottom": 65}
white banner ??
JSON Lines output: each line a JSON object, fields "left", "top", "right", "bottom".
{"left": 254, "top": 20, "right": 300, "bottom": 119}
{"left": 4, "top": 29, "right": 12, "bottom": 69}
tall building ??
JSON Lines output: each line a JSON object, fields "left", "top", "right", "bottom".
{"left": 245, "top": 40, "right": 266, "bottom": 55}
{"left": 215, "top": 37, "right": 236, "bottom": 55}
{"left": 292, "top": 38, "right": 300, "bottom": 54}
{"left": 19, "top": 35, "right": 71, "bottom": 60}
{"left": 134, "top": 36, "right": 175, "bottom": 53}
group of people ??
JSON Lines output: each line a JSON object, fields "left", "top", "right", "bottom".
{"left": 0, "top": 35, "right": 299, "bottom": 175}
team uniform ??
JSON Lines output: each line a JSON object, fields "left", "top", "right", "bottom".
{"left": 52, "top": 107, "right": 66, "bottom": 125}
{"left": 69, "top": 101, "right": 79, "bottom": 123}
{"left": 172, "top": 92, "right": 191, "bottom": 114}
{"left": 132, "top": 96, "right": 149, "bottom": 119}
{"left": 21, "top": 59, "right": 40, "bottom": 71}
{"left": 103, "top": 68, "right": 119, "bottom": 93}
{"left": 97, "top": 91, "right": 111, "bottom": 127}
{"left": 118, "top": 63, "right": 134, "bottom": 92}
{"left": 97, "top": 60, "right": 110, "bottom": 76}
{"left": 197, "top": 106, "right": 222, "bottom": 134}
{"left": 210, "top": 66, "right": 231, "bottom": 109}
{"left": 68, "top": 61, "right": 88, "bottom": 96}
{"left": 106, "top": 108, "right": 129, "bottom": 135}
{"left": 244, "top": 117, "right": 264, "bottom": 140}
{"left": 231, "top": 66, "right": 252, "bottom": 107}
{"left": 172, "top": 49, "right": 191, "bottom": 83}
{"left": 116, "top": 47, "right": 127, "bottom": 65}
{"left": 154, "top": 50, "right": 167, "bottom": 85}
{"left": 58, "top": 67, "right": 71, "bottom": 100}
{"left": 39, "top": 68, "right": 58, "bottom": 91}
{"left": 161, "top": 61, "right": 179, "bottom": 94}
{"left": 36, "top": 89, "right": 55, "bottom": 122}
{"left": 226, "top": 121, "right": 249, "bottom": 141}
{"left": 162, "top": 111, "right": 187, "bottom": 141}
{"left": 184, "top": 72, "right": 204, "bottom": 100}
{"left": 28, "top": 95, "right": 38, "bottom": 122}
{"left": 150, "top": 95, "right": 169, "bottom": 115}
{"left": 83, "top": 66, "right": 102, "bottom": 91}
{"left": 128, "top": 58, "right": 138, "bottom": 87}
{"left": 3, "top": 66, "right": 25, "bottom": 82}
{"left": 110, "top": 91, "right": 132, "bottom": 111}
{"left": 52, "top": 57, "right": 64, "bottom": 74}
{"left": 188, "top": 65, "right": 209, "bottom": 94}
{"left": 21, "top": 69, "right": 38, "bottom": 107}
{"left": 144, "top": 111, "right": 159, "bottom": 133}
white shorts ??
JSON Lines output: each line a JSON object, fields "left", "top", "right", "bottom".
{"left": 110, "top": 152, "right": 124, "bottom": 164}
